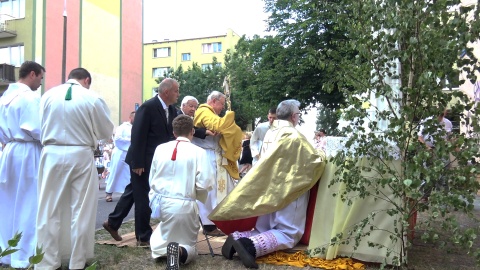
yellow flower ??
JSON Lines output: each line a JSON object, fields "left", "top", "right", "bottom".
{"left": 361, "top": 101, "right": 371, "bottom": 109}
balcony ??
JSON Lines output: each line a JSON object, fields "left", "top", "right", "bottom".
{"left": 0, "top": 63, "right": 16, "bottom": 86}
{"left": 0, "top": 14, "right": 17, "bottom": 39}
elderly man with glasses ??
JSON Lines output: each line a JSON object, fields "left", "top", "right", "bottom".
{"left": 191, "top": 90, "right": 243, "bottom": 236}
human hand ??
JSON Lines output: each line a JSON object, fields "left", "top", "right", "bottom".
{"left": 133, "top": 168, "right": 144, "bottom": 176}
{"left": 206, "top": 130, "right": 220, "bottom": 136}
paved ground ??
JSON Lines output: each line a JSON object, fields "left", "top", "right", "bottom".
{"left": 96, "top": 178, "right": 134, "bottom": 229}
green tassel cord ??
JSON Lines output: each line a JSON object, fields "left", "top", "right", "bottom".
{"left": 65, "top": 83, "right": 74, "bottom": 100}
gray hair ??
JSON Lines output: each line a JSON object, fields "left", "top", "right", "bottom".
{"left": 276, "top": 99, "right": 301, "bottom": 120}
{"left": 206, "top": 91, "right": 225, "bottom": 102}
{"left": 158, "top": 78, "right": 178, "bottom": 94}
{"left": 181, "top": 95, "right": 198, "bottom": 106}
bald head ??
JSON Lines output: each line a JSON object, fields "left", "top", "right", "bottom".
{"left": 158, "top": 78, "right": 180, "bottom": 106}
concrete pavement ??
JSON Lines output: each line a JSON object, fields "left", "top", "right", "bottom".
{"left": 96, "top": 178, "right": 134, "bottom": 229}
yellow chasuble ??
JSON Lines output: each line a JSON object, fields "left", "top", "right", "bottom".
{"left": 193, "top": 104, "right": 243, "bottom": 179}
{"left": 209, "top": 120, "right": 326, "bottom": 221}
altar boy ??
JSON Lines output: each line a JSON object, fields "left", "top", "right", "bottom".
{"left": 148, "top": 115, "right": 214, "bottom": 269}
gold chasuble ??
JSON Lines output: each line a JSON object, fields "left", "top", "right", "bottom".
{"left": 209, "top": 120, "right": 326, "bottom": 222}
{"left": 193, "top": 104, "right": 243, "bottom": 179}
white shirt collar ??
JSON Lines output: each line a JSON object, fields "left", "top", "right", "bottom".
{"left": 176, "top": 136, "right": 190, "bottom": 142}
{"left": 157, "top": 95, "right": 168, "bottom": 110}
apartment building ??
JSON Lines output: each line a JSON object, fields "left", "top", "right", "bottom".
{"left": 143, "top": 28, "right": 240, "bottom": 99}
{"left": 0, "top": 0, "right": 142, "bottom": 125}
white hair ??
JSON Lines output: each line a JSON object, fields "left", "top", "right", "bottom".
{"left": 276, "top": 99, "right": 301, "bottom": 120}
{"left": 206, "top": 91, "right": 225, "bottom": 102}
{"left": 181, "top": 96, "right": 198, "bottom": 106}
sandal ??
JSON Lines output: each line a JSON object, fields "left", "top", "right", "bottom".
{"left": 166, "top": 242, "right": 180, "bottom": 270}
{"left": 106, "top": 194, "right": 113, "bottom": 202}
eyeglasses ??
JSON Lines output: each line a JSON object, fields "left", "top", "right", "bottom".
{"left": 216, "top": 98, "right": 225, "bottom": 106}
{"left": 294, "top": 112, "right": 302, "bottom": 117}
{"left": 184, "top": 104, "right": 197, "bottom": 109}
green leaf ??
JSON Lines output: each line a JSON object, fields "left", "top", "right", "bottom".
{"left": 85, "top": 261, "right": 98, "bottom": 270}
{"left": 403, "top": 179, "right": 413, "bottom": 186}
{"left": 29, "top": 252, "right": 44, "bottom": 265}
{"left": 1, "top": 248, "right": 19, "bottom": 256}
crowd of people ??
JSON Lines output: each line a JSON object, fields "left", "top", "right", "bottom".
{"left": 0, "top": 61, "right": 331, "bottom": 270}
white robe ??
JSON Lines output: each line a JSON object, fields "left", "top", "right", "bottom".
{"left": 251, "top": 121, "right": 308, "bottom": 252}
{"left": 228, "top": 120, "right": 309, "bottom": 256}
{"left": 148, "top": 137, "right": 214, "bottom": 264}
{"left": 192, "top": 135, "right": 236, "bottom": 226}
{"left": 35, "top": 79, "right": 114, "bottom": 270}
{"left": 105, "top": 121, "right": 132, "bottom": 193}
{"left": 250, "top": 121, "right": 270, "bottom": 165}
{"left": 0, "top": 83, "right": 42, "bottom": 268}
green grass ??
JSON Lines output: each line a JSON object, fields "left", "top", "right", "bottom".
{"left": 89, "top": 213, "right": 480, "bottom": 270}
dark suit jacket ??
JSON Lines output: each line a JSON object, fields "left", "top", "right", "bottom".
{"left": 125, "top": 95, "right": 177, "bottom": 169}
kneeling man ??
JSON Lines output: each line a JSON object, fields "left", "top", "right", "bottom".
{"left": 149, "top": 115, "right": 214, "bottom": 268}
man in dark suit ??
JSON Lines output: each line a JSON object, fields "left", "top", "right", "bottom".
{"left": 103, "top": 78, "right": 180, "bottom": 246}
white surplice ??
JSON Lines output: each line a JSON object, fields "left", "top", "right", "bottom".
{"left": 191, "top": 135, "right": 235, "bottom": 226}
{"left": 35, "top": 79, "right": 114, "bottom": 270}
{"left": 105, "top": 121, "right": 132, "bottom": 193}
{"left": 250, "top": 121, "right": 270, "bottom": 165}
{"left": 0, "top": 83, "right": 42, "bottom": 268}
{"left": 149, "top": 137, "right": 214, "bottom": 263}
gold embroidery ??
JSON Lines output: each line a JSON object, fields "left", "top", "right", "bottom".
{"left": 218, "top": 178, "right": 226, "bottom": 193}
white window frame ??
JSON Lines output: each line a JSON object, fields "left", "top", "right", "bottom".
{"left": 0, "top": 44, "right": 24, "bottom": 67}
{"left": 202, "top": 42, "right": 222, "bottom": 53}
{"left": 152, "top": 67, "right": 169, "bottom": 78}
{"left": 201, "top": 62, "right": 221, "bottom": 71}
{"left": 181, "top": 53, "right": 191, "bottom": 61}
{"left": 0, "top": 0, "right": 25, "bottom": 19}
{"left": 153, "top": 47, "right": 171, "bottom": 58}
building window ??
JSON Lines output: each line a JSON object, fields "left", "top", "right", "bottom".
{"left": 153, "top": 47, "right": 171, "bottom": 58}
{"left": 0, "top": 0, "right": 25, "bottom": 19}
{"left": 152, "top": 67, "right": 169, "bottom": 78}
{"left": 0, "top": 45, "right": 24, "bottom": 67}
{"left": 182, "top": 53, "right": 191, "bottom": 61}
{"left": 201, "top": 62, "right": 221, "bottom": 71}
{"left": 202, "top": 42, "right": 222, "bottom": 53}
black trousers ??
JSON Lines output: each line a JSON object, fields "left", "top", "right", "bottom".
{"left": 107, "top": 164, "right": 152, "bottom": 242}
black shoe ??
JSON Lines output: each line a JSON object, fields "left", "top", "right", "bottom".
{"left": 202, "top": 225, "right": 217, "bottom": 233}
{"left": 232, "top": 238, "right": 258, "bottom": 269}
{"left": 222, "top": 234, "right": 236, "bottom": 260}
{"left": 166, "top": 242, "right": 180, "bottom": 270}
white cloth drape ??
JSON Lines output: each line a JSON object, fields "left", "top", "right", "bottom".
{"left": 0, "top": 83, "right": 41, "bottom": 268}
{"left": 105, "top": 121, "right": 132, "bottom": 193}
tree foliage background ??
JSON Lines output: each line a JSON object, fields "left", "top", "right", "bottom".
{"left": 265, "top": 0, "right": 480, "bottom": 267}
{"left": 315, "top": 104, "right": 340, "bottom": 136}
{"left": 153, "top": 0, "right": 480, "bottom": 265}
